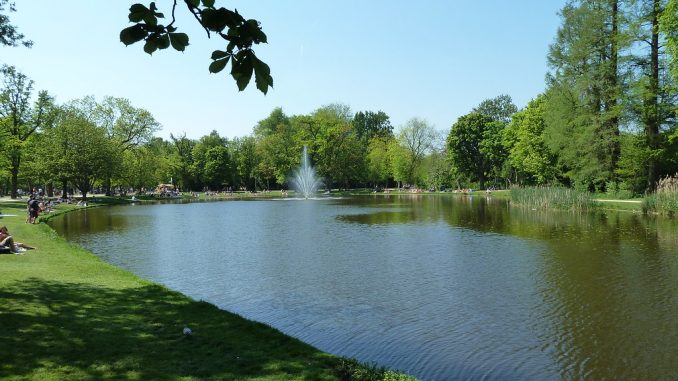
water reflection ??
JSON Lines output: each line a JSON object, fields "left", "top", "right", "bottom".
{"left": 49, "top": 196, "right": 678, "bottom": 381}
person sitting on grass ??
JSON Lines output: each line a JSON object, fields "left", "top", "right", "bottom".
{"left": 0, "top": 226, "right": 35, "bottom": 253}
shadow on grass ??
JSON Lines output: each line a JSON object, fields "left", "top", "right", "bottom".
{"left": 0, "top": 278, "right": 338, "bottom": 380}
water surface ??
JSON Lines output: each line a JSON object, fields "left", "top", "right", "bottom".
{"left": 49, "top": 195, "right": 678, "bottom": 380}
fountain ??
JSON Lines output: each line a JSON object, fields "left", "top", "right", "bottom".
{"left": 290, "top": 146, "right": 323, "bottom": 199}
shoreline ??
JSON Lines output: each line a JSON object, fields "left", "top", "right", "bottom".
{"left": 0, "top": 200, "right": 416, "bottom": 381}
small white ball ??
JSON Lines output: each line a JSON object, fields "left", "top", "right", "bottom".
{"left": 183, "top": 327, "right": 192, "bottom": 336}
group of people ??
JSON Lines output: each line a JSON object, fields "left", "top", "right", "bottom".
{"left": 0, "top": 226, "right": 34, "bottom": 254}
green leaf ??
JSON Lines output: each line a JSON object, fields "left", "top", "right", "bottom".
{"left": 209, "top": 57, "right": 229, "bottom": 73}
{"left": 128, "top": 3, "right": 150, "bottom": 22}
{"left": 169, "top": 32, "right": 189, "bottom": 51}
{"left": 144, "top": 39, "right": 158, "bottom": 54}
{"left": 202, "top": 0, "right": 215, "bottom": 7}
{"left": 187, "top": 0, "right": 200, "bottom": 7}
{"left": 211, "top": 50, "right": 229, "bottom": 60}
{"left": 253, "top": 56, "right": 273, "bottom": 94}
{"left": 120, "top": 25, "right": 147, "bottom": 46}
{"left": 245, "top": 19, "right": 267, "bottom": 43}
{"left": 143, "top": 14, "right": 157, "bottom": 27}
{"left": 201, "top": 8, "right": 229, "bottom": 32}
{"left": 231, "top": 54, "right": 253, "bottom": 91}
{"left": 157, "top": 34, "right": 170, "bottom": 49}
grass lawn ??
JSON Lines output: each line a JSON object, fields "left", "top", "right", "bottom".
{"left": 0, "top": 200, "right": 415, "bottom": 381}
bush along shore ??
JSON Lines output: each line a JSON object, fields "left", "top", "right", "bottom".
{"left": 642, "top": 175, "right": 678, "bottom": 216}
{"left": 0, "top": 201, "right": 417, "bottom": 381}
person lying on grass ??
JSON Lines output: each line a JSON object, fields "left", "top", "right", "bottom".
{"left": 0, "top": 226, "right": 35, "bottom": 253}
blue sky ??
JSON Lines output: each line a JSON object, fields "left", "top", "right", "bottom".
{"left": 1, "top": 1, "right": 564, "bottom": 140}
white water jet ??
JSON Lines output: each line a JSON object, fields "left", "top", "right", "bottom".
{"left": 290, "top": 146, "right": 323, "bottom": 199}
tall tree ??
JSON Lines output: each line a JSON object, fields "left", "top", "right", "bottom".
{"left": 628, "top": 0, "right": 677, "bottom": 189}
{"left": 0, "top": 0, "right": 32, "bottom": 48}
{"left": 396, "top": 118, "right": 439, "bottom": 185}
{"left": 40, "top": 108, "right": 115, "bottom": 200}
{"left": 546, "top": 0, "right": 624, "bottom": 190}
{"left": 0, "top": 65, "right": 52, "bottom": 198}
{"left": 352, "top": 111, "right": 393, "bottom": 143}
{"left": 504, "top": 95, "right": 558, "bottom": 185}
{"left": 447, "top": 112, "right": 494, "bottom": 189}
{"left": 472, "top": 94, "right": 518, "bottom": 124}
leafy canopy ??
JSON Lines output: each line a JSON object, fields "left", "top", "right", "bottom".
{"left": 121, "top": 1, "right": 272, "bottom": 94}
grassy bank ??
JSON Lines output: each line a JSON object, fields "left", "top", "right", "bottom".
{"left": 0, "top": 201, "right": 416, "bottom": 381}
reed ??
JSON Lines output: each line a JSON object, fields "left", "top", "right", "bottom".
{"left": 643, "top": 174, "right": 678, "bottom": 215}
{"left": 510, "top": 186, "right": 595, "bottom": 211}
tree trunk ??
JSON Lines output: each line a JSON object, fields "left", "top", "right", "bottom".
{"left": 646, "top": 0, "right": 661, "bottom": 190}
{"left": 608, "top": 0, "right": 620, "bottom": 177}
{"left": 61, "top": 179, "right": 68, "bottom": 199}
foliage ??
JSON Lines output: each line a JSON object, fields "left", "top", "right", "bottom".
{"left": 447, "top": 112, "right": 493, "bottom": 189}
{"left": 0, "top": 0, "right": 31, "bottom": 47}
{"left": 661, "top": 0, "right": 678, "bottom": 85}
{"left": 353, "top": 110, "right": 393, "bottom": 143}
{"left": 336, "top": 358, "right": 419, "bottom": 381}
{"left": 0, "top": 65, "right": 53, "bottom": 198}
{"left": 503, "top": 95, "right": 557, "bottom": 185}
{"left": 395, "top": 118, "right": 438, "bottom": 185}
{"left": 473, "top": 94, "right": 517, "bottom": 124}
{"left": 510, "top": 186, "right": 595, "bottom": 211}
{"left": 545, "top": 0, "right": 623, "bottom": 191}
{"left": 121, "top": 1, "right": 272, "bottom": 93}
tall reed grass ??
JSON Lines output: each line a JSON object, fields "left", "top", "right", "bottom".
{"left": 643, "top": 174, "right": 678, "bottom": 215}
{"left": 510, "top": 186, "right": 594, "bottom": 211}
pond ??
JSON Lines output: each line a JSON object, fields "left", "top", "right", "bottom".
{"left": 49, "top": 195, "right": 678, "bottom": 381}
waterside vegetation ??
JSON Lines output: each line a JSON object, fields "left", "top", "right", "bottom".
{"left": 510, "top": 187, "right": 595, "bottom": 211}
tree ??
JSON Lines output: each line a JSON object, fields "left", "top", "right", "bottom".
{"left": 230, "top": 135, "right": 258, "bottom": 190}
{"left": 300, "top": 104, "right": 365, "bottom": 189}
{"left": 41, "top": 109, "right": 115, "bottom": 200}
{"left": 546, "top": 0, "right": 624, "bottom": 190}
{"left": 255, "top": 109, "right": 298, "bottom": 187}
{"left": 353, "top": 111, "right": 393, "bottom": 143}
{"left": 396, "top": 118, "right": 439, "bottom": 185}
{"left": 473, "top": 94, "right": 518, "bottom": 124}
{"left": 170, "top": 133, "right": 197, "bottom": 190}
{"left": 0, "top": 65, "right": 52, "bottom": 198}
{"left": 191, "top": 130, "right": 231, "bottom": 189}
{"left": 366, "top": 134, "right": 394, "bottom": 187}
{"left": 447, "top": 112, "right": 494, "bottom": 189}
{"left": 661, "top": 0, "right": 678, "bottom": 83}
{"left": 121, "top": 1, "right": 272, "bottom": 94}
{"left": 0, "top": 0, "right": 31, "bottom": 48}
{"left": 627, "top": 0, "right": 678, "bottom": 189}
{"left": 504, "top": 95, "right": 557, "bottom": 185}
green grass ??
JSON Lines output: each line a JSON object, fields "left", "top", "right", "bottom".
{"left": 510, "top": 186, "right": 595, "bottom": 211}
{"left": 0, "top": 201, "right": 417, "bottom": 381}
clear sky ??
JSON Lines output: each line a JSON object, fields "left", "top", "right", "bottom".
{"left": 1, "top": 1, "right": 564, "bottom": 140}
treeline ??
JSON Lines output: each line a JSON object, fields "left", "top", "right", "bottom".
{"left": 2, "top": 0, "right": 678, "bottom": 198}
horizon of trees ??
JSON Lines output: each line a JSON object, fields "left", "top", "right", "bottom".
{"left": 2, "top": 0, "right": 678, "bottom": 198}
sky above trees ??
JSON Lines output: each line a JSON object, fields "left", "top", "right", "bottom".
{"left": 0, "top": 0, "right": 563, "bottom": 140}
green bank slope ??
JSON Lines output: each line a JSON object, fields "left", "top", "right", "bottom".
{"left": 0, "top": 201, "right": 415, "bottom": 381}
